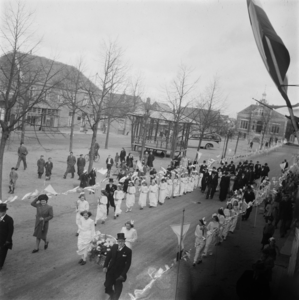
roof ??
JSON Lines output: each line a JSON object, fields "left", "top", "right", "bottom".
{"left": 237, "top": 104, "right": 286, "bottom": 119}
{"left": 151, "top": 101, "right": 172, "bottom": 112}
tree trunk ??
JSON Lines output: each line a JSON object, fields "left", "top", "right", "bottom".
{"left": 0, "top": 130, "right": 10, "bottom": 199}
{"left": 69, "top": 111, "right": 75, "bottom": 152}
{"left": 20, "top": 114, "right": 26, "bottom": 144}
{"left": 171, "top": 122, "right": 179, "bottom": 159}
{"left": 104, "top": 117, "right": 111, "bottom": 149}
{"left": 88, "top": 122, "right": 99, "bottom": 172}
{"left": 140, "top": 117, "right": 148, "bottom": 161}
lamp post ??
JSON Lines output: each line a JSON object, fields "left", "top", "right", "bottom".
{"left": 221, "top": 120, "right": 232, "bottom": 159}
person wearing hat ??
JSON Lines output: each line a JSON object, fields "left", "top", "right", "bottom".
{"left": 242, "top": 185, "right": 255, "bottom": 221}
{"left": 37, "top": 155, "right": 46, "bottom": 179}
{"left": 106, "top": 155, "right": 114, "bottom": 178}
{"left": 201, "top": 169, "right": 209, "bottom": 193}
{"left": 16, "top": 142, "right": 28, "bottom": 170}
{"left": 158, "top": 178, "right": 168, "bottom": 205}
{"left": 105, "top": 178, "right": 117, "bottom": 216}
{"left": 77, "top": 154, "right": 86, "bottom": 179}
{"left": 75, "top": 193, "right": 89, "bottom": 235}
{"left": 219, "top": 171, "right": 230, "bottom": 201}
{"left": 79, "top": 170, "right": 89, "bottom": 188}
{"left": 88, "top": 167, "right": 97, "bottom": 186}
{"left": 202, "top": 214, "right": 219, "bottom": 256}
{"left": 113, "top": 185, "right": 124, "bottom": 219}
{"left": 193, "top": 218, "right": 206, "bottom": 266}
{"left": 77, "top": 210, "right": 95, "bottom": 265}
{"left": 138, "top": 181, "right": 148, "bottom": 209}
{"left": 227, "top": 161, "right": 235, "bottom": 175}
{"left": 63, "top": 151, "right": 76, "bottom": 179}
{"left": 121, "top": 221, "right": 137, "bottom": 249}
{"left": 0, "top": 203, "right": 14, "bottom": 271}
{"left": 103, "top": 232, "right": 132, "bottom": 300}
{"left": 254, "top": 161, "right": 262, "bottom": 180}
{"left": 31, "top": 194, "right": 53, "bottom": 253}
{"left": 206, "top": 170, "right": 218, "bottom": 200}
{"left": 95, "top": 190, "right": 108, "bottom": 225}
{"left": 8, "top": 167, "right": 18, "bottom": 194}
{"left": 126, "top": 181, "right": 136, "bottom": 212}
{"left": 45, "top": 157, "right": 53, "bottom": 181}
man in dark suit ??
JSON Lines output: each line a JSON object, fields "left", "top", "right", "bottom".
{"left": 227, "top": 161, "right": 235, "bottom": 175}
{"left": 63, "top": 152, "right": 76, "bottom": 179}
{"left": 106, "top": 155, "right": 114, "bottom": 178}
{"left": 0, "top": 204, "right": 14, "bottom": 271}
{"left": 77, "top": 154, "right": 86, "bottom": 179}
{"left": 206, "top": 171, "right": 218, "bottom": 199}
{"left": 104, "top": 233, "right": 132, "bottom": 300}
{"left": 120, "top": 148, "right": 126, "bottom": 164}
{"left": 16, "top": 142, "right": 28, "bottom": 170}
{"left": 105, "top": 178, "right": 117, "bottom": 215}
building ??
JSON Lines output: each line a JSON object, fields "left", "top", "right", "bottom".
{"left": 236, "top": 97, "right": 291, "bottom": 144}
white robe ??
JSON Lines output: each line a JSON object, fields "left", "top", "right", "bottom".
{"left": 149, "top": 184, "right": 158, "bottom": 207}
{"left": 194, "top": 225, "right": 206, "bottom": 263}
{"left": 121, "top": 227, "right": 138, "bottom": 249}
{"left": 159, "top": 182, "right": 168, "bottom": 204}
{"left": 114, "top": 190, "right": 124, "bottom": 216}
{"left": 180, "top": 178, "right": 186, "bottom": 195}
{"left": 95, "top": 196, "right": 108, "bottom": 223}
{"left": 203, "top": 221, "right": 219, "bottom": 255}
{"left": 77, "top": 217, "right": 95, "bottom": 259}
{"left": 139, "top": 185, "right": 148, "bottom": 207}
{"left": 167, "top": 179, "right": 173, "bottom": 198}
{"left": 126, "top": 186, "right": 136, "bottom": 208}
{"left": 76, "top": 200, "right": 90, "bottom": 232}
{"left": 173, "top": 178, "right": 180, "bottom": 196}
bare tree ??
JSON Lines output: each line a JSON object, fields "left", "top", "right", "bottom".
{"left": 192, "top": 78, "right": 226, "bottom": 156}
{"left": 164, "top": 65, "right": 199, "bottom": 158}
{"left": 0, "top": 2, "right": 62, "bottom": 198}
{"left": 81, "top": 40, "right": 127, "bottom": 172}
{"left": 59, "top": 58, "right": 86, "bottom": 152}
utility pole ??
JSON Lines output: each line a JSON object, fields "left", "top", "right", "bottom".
{"left": 234, "top": 132, "right": 240, "bottom": 154}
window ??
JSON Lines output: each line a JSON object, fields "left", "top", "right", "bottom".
{"left": 240, "top": 120, "right": 249, "bottom": 129}
{"left": 271, "top": 124, "right": 280, "bottom": 134}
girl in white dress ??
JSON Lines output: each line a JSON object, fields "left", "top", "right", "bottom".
{"left": 113, "top": 184, "right": 124, "bottom": 219}
{"left": 223, "top": 203, "right": 233, "bottom": 240}
{"left": 193, "top": 218, "right": 206, "bottom": 265}
{"left": 173, "top": 175, "right": 180, "bottom": 197}
{"left": 159, "top": 178, "right": 168, "bottom": 205}
{"left": 148, "top": 179, "right": 158, "bottom": 207}
{"left": 203, "top": 214, "right": 220, "bottom": 256}
{"left": 126, "top": 181, "right": 136, "bottom": 212}
{"left": 121, "top": 220, "right": 138, "bottom": 249}
{"left": 230, "top": 200, "right": 239, "bottom": 233}
{"left": 138, "top": 180, "right": 148, "bottom": 209}
{"left": 166, "top": 174, "right": 173, "bottom": 199}
{"left": 95, "top": 190, "right": 108, "bottom": 225}
{"left": 180, "top": 174, "right": 185, "bottom": 195}
{"left": 77, "top": 211, "right": 95, "bottom": 265}
{"left": 217, "top": 208, "right": 226, "bottom": 243}
{"left": 194, "top": 171, "right": 199, "bottom": 189}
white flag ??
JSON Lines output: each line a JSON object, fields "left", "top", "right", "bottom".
{"left": 44, "top": 185, "right": 58, "bottom": 196}
{"left": 170, "top": 223, "right": 190, "bottom": 249}
{"left": 98, "top": 168, "right": 108, "bottom": 175}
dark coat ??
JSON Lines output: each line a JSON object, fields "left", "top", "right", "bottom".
{"left": 255, "top": 164, "right": 262, "bottom": 179}
{"left": 89, "top": 169, "right": 96, "bottom": 186}
{"left": 147, "top": 154, "right": 155, "bottom": 168}
{"left": 120, "top": 150, "right": 126, "bottom": 161}
{"left": 18, "top": 145, "right": 28, "bottom": 156}
{"left": 45, "top": 161, "right": 53, "bottom": 177}
{"left": 244, "top": 191, "right": 255, "bottom": 203}
{"left": 79, "top": 172, "right": 89, "bottom": 188}
{"left": 199, "top": 164, "right": 207, "bottom": 173}
{"left": 37, "top": 158, "right": 46, "bottom": 174}
{"left": 104, "top": 244, "right": 132, "bottom": 282}
{"left": 261, "top": 166, "right": 270, "bottom": 177}
{"left": 219, "top": 175, "right": 230, "bottom": 201}
{"left": 77, "top": 157, "right": 86, "bottom": 176}
{"left": 105, "top": 184, "right": 117, "bottom": 207}
{"left": 227, "top": 163, "right": 236, "bottom": 175}
{"left": 0, "top": 214, "right": 14, "bottom": 249}
{"left": 207, "top": 174, "right": 218, "bottom": 188}
{"left": 126, "top": 156, "right": 134, "bottom": 168}
{"left": 66, "top": 155, "right": 76, "bottom": 173}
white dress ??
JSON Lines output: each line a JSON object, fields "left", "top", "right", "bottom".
{"left": 126, "top": 186, "right": 136, "bottom": 208}
{"left": 95, "top": 196, "right": 108, "bottom": 223}
{"left": 77, "top": 217, "right": 95, "bottom": 258}
{"left": 114, "top": 190, "right": 124, "bottom": 216}
{"left": 167, "top": 179, "right": 173, "bottom": 198}
{"left": 149, "top": 184, "right": 158, "bottom": 207}
{"left": 121, "top": 227, "right": 138, "bottom": 249}
{"left": 180, "top": 178, "right": 186, "bottom": 195}
{"left": 159, "top": 182, "right": 168, "bottom": 204}
{"left": 76, "top": 200, "right": 90, "bottom": 232}
{"left": 173, "top": 178, "right": 180, "bottom": 197}
{"left": 139, "top": 185, "right": 148, "bottom": 208}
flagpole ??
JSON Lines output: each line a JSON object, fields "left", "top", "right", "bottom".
{"left": 175, "top": 208, "right": 185, "bottom": 300}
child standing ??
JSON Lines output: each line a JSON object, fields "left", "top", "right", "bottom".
{"left": 9, "top": 167, "right": 18, "bottom": 194}
{"left": 113, "top": 184, "right": 124, "bottom": 219}
{"left": 126, "top": 181, "right": 136, "bottom": 212}
{"left": 45, "top": 157, "right": 53, "bottom": 180}
{"left": 138, "top": 181, "right": 149, "bottom": 209}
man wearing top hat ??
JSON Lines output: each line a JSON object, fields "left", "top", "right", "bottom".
{"left": 103, "top": 232, "right": 132, "bottom": 300}
{"left": 77, "top": 154, "right": 86, "bottom": 179}
{"left": 105, "top": 178, "right": 117, "bottom": 216}
{"left": 0, "top": 203, "right": 14, "bottom": 271}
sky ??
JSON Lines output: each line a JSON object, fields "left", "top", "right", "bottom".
{"left": 1, "top": 0, "right": 298, "bottom": 117}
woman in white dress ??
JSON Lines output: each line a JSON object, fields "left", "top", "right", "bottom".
{"left": 229, "top": 200, "right": 240, "bottom": 233}
{"left": 180, "top": 174, "right": 185, "bottom": 196}
{"left": 217, "top": 208, "right": 226, "bottom": 244}
{"left": 173, "top": 175, "right": 180, "bottom": 197}
{"left": 113, "top": 184, "right": 124, "bottom": 219}
{"left": 95, "top": 190, "right": 108, "bottom": 225}
{"left": 139, "top": 180, "right": 148, "bottom": 209}
{"left": 77, "top": 210, "right": 95, "bottom": 265}
{"left": 148, "top": 179, "right": 158, "bottom": 207}
{"left": 166, "top": 174, "right": 173, "bottom": 199}
{"left": 193, "top": 218, "right": 206, "bottom": 266}
{"left": 126, "top": 181, "right": 136, "bottom": 212}
{"left": 203, "top": 214, "right": 220, "bottom": 256}
{"left": 159, "top": 178, "right": 168, "bottom": 205}
{"left": 223, "top": 203, "right": 233, "bottom": 240}
{"left": 121, "top": 220, "right": 138, "bottom": 249}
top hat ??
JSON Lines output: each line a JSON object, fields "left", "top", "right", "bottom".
{"left": 0, "top": 203, "right": 8, "bottom": 212}
{"left": 109, "top": 178, "right": 114, "bottom": 183}
{"left": 116, "top": 233, "right": 126, "bottom": 240}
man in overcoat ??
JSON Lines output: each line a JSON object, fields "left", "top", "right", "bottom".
{"left": 16, "top": 142, "right": 28, "bottom": 170}
{"left": 77, "top": 154, "right": 86, "bottom": 179}
{"left": 120, "top": 148, "right": 126, "bottom": 164}
{"left": 206, "top": 171, "right": 218, "bottom": 199}
{"left": 103, "top": 233, "right": 132, "bottom": 300}
{"left": 63, "top": 152, "right": 76, "bottom": 179}
{"left": 0, "top": 204, "right": 14, "bottom": 271}
{"left": 105, "top": 178, "right": 117, "bottom": 215}
{"left": 37, "top": 155, "right": 46, "bottom": 179}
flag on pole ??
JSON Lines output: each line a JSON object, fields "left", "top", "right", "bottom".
{"left": 170, "top": 223, "right": 190, "bottom": 250}
{"left": 97, "top": 168, "right": 108, "bottom": 175}
{"left": 247, "top": 0, "right": 291, "bottom": 107}
{"left": 44, "top": 185, "right": 58, "bottom": 196}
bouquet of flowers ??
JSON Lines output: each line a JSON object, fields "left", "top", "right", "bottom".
{"left": 89, "top": 231, "right": 117, "bottom": 265}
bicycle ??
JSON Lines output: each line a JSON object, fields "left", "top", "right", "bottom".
{"left": 85, "top": 149, "right": 100, "bottom": 163}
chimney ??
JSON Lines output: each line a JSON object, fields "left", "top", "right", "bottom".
{"left": 146, "top": 97, "right": 151, "bottom": 105}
